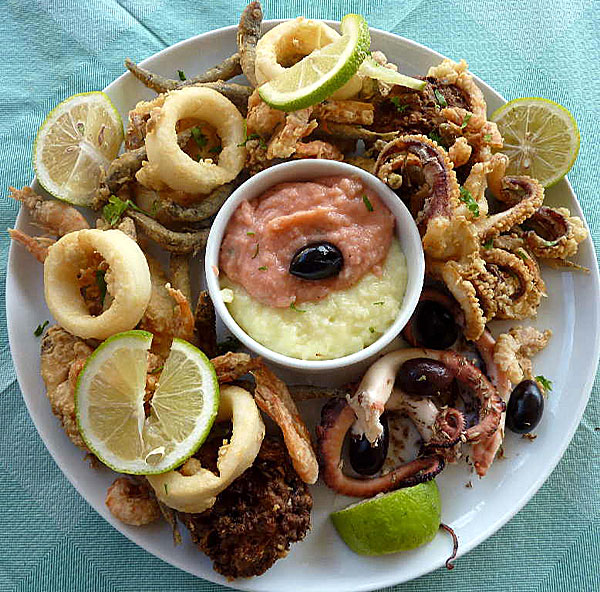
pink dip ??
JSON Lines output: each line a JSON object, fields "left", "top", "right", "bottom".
{"left": 219, "top": 175, "right": 395, "bottom": 307}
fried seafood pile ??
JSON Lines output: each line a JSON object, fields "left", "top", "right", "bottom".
{"left": 7, "top": 0, "right": 591, "bottom": 578}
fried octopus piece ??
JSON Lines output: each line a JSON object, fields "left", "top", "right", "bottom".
{"left": 493, "top": 326, "right": 552, "bottom": 384}
{"left": 40, "top": 326, "right": 94, "bottom": 449}
{"left": 106, "top": 477, "right": 161, "bottom": 526}
{"left": 178, "top": 438, "right": 312, "bottom": 580}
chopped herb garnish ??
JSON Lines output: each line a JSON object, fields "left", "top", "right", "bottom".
{"left": 417, "top": 375, "right": 427, "bottom": 382}
{"left": 251, "top": 243, "right": 259, "bottom": 259}
{"left": 434, "top": 89, "right": 448, "bottom": 108}
{"left": 362, "top": 195, "right": 374, "bottom": 212}
{"left": 390, "top": 96, "right": 409, "bottom": 113}
{"left": 483, "top": 134, "right": 492, "bottom": 142}
{"left": 369, "top": 327, "right": 375, "bottom": 334}
{"left": 535, "top": 375, "right": 553, "bottom": 392}
{"left": 209, "top": 145, "right": 222, "bottom": 154}
{"left": 289, "top": 302, "right": 305, "bottom": 313}
{"left": 238, "top": 132, "right": 267, "bottom": 149}
{"left": 460, "top": 113, "right": 472, "bottom": 129}
{"left": 459, "top": 186, "right": 479, "bottom": 217}
{"left": 258, "top": 266, "right": 267, "bottom": 271}
{"left": 516, "top": 249, "right": 529, "bottom": 261}
{"left": 34, "top": 320, "right": 49, "bottom": 337}
{"left": 95, "top": 269, "right": 107, "bottom": 303}
{"left": 150, "top": 365, "right": 164, "bottom": 375}
{"left": 483, "top": 238, "right": 494, "bottom": 250}
{"left": 373, "top": 301, "right": 384, "bottom": 306}
{"left": 428, "top": 131, "right": 444, "bottom": 145}
{"left": 191, "top": 126, "right": 208, "bottom": 148}
{"left": 102, "top": 195, "right": 148, "bottom": 226}
{"left": 177, "top": 70, "right": 186, "bottom": 81}
{"left": 246, "top": 231, "right": 255, "bottom": 236}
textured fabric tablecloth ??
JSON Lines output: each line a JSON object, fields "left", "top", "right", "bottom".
{"left": 1, "top": 1, "right": 598, "bottom": 590}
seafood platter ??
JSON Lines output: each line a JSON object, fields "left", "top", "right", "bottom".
{"left": 6, "top": 2, "right": 600, "bottom": 590}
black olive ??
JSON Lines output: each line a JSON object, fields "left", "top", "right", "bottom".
{"left": 396, "top": 358, "right": 454, "bottom": 398}
{"left": 413, "top": 300, "right": 459, "bottom": 349}
{"left": 289, "top": 242, "right": 343, "bottom": 280}
{"left": 506, "top": 379, "right": 544, "bottom": 434}
{"left": 349, "top": 413, "right": 389, "bottom": 476}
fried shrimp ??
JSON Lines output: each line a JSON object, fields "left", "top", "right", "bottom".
{"left": 106, "top": 477, "right": 161, "bottom": 526}
{"left": 136, "top": 87, "right": 246, "bottom": 195}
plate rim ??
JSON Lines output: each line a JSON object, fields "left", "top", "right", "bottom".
{"left": 6, "top": 19, "right": 600, "bottom": 592}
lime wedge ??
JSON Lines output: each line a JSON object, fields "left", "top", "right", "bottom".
{"left": 490, "top": 97, "right": 579, "bottom": 187}
{"left": 331, "top": 481, "right": 441, "bottom": 555}
{"left": 359, "top": 56, "right": 426, "bottom": 91}
{"left": 259, "top": 14, "right": 370, "bottom": 111}
{"left": 34, "top": 91, "right": 123, "bottom": 205}
{"left": 75, "top": 331, "right": 219, "bottom": 475}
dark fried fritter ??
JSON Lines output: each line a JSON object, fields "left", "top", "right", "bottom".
{"left": 179, "top": 438, "right": 312, "bottom": 579}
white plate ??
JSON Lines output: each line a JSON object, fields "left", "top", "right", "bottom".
{"left": 6, "top": 21, "right": 600, "bottom": 592}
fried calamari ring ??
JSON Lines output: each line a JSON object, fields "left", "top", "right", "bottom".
{"left": 44, "top": 229, "right": 151, "bottom": 340}
{"left": 147, "top": 385, "right": 265, "bottom": 513}
{"left": 137, "top": 87, "right": 246, "bottom": 195}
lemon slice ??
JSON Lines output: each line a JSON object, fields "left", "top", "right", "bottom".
{"left": 258, "top": 14, "right": 370, "bottom": 111}
{"left": 331, "top": 481, "right": 441, "bottom": 555}
{"left": 491, "top": 97, "right": 579, "bottom": 187}
{"left": 359, "top": 56, "right": 426, "bottom": 91}
{"left": 34, "top": 91, "right": 123, "bottom": 205}
{"left": 75, "top": 331, "right": 219, "bottom": 475}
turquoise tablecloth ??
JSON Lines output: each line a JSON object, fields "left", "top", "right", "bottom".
{"left": 1, "top": 1, "right": 598, "bottom": 590}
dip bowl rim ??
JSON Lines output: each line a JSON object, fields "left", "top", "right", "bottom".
{"left": 205, "top": 159, "right": 425, "bottom": 372}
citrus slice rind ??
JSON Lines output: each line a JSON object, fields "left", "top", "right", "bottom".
{"left": 75, "top": 332, "right": 219, "bottom": 475}
{"left": 34, "top": 91, "right": 123, "bottom": 205}
{"left": 490, "top": 97, "right": 579, "bottom": 188}
{"left": 331, "top": 480, "right": 441, "bottom": 555}
{"left": 258, "top": 14, "right": 371, "bottom": 111}
{"left": 359, "top": 56, "right": 426, "bottom": 91}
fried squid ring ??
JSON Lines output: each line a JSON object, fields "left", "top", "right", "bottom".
{"left": 137, "top": 87, "right": 246, "bottom": 195}
{"left": 44, "top": 229, "right": 151, "bottom": 340}
{"left": 147, "top": 385, "right": 265, "bottom": 512}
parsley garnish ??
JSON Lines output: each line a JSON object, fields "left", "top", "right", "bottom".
{"left": 483, "top": 238, "right": 494, "bottom": 250}
{"left": 390, "top": 96, "right": 409, "bottom": 113}
{"left": 102, "top": 195, "right": 147, "bottom": 226}
{"left": 516, "top": 249, "right": 529, "bottom": 261}
{"left": 289, "top": 302, "right": 305, "bottom": 313}
{"left": 434, "top": 89, "right": 448, "bottom": 108}
{"left": 34, "top": 320, "right": 49, "bottom": 337}
{"left": 459, "top": 186, "right": 479, "bottom": 217}
{"left": 535, "top": 375, "right": 553, "bottom": 392}
{"left": 95, "top": 270, "right": 107, "bottom": 303}
{"left": 460, "top": 113, "right": 472, "bottom": 129}
{"left": 246, "top": 231, "right": 255, "bottom": 236}
{"left": 258, "top": 266, "right": 267, "bottom": 271}
{"left": 209, "top": 145, "right": 222, "bottom": 154}
{"left": 417, "top": 375, "right": 427, "bottom": 382}
{"left": 177, "top": 70, "right": 186, "bottom": 81}
{"left": 362, "top": 195, "right": 374, "bottom": 212}
{"left": 238, "top": 132, "right": 267, "bottom": 149}
{"left": 369, "top": 327, "right": 375, "bottom": 334}
{"left": 251, "top": 243, "right": 259, "bottom": 259}
{"left": 150, "top": 365, "right": 164, "bottom": 375}
{"left": 483, "top": 133, "right": 492, "bottom": 142}
{"left": 191, "top": 126, "right": 207, "bottom": 148}
{"left": 373, "top": 301, "right": 384, "bottom": 306}
{"left": 428, "top": 131, "right": 444, "bottom": 145}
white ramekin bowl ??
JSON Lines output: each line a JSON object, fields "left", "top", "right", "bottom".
{"left": 205, "top": 159, "right": 424, "bottom": 372}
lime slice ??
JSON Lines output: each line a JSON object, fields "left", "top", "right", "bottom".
{"left": 490, "top": 97, "right": 579, "bottom": 187}
{"left": 34, "top": 91, "right": 123, "bottom": 205}
{"left": 331, "top": 481, "right": 441, "bottom": 555}
{"left": 259, "top": 14, "right": 370, "bottom": 111}
{"left": 359, "top": 56, "right": 426, "bottom": 91}
{"left": 75, "top": 331, "right": 219, "bottom": 475}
